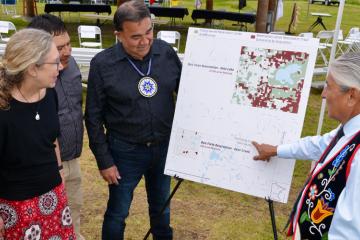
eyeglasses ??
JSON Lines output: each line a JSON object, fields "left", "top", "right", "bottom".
{"left": 37, "top": 59, "right": 61, "bottom": 71}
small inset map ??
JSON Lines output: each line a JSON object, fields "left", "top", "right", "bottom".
{"left": 232, "top": 47, "right": 309, "bottom": 113}
{"left": 174, "top": 128, "right": 201, "bottom": 159}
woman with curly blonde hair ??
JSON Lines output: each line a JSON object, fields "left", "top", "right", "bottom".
{"left": 0, "top": 28, "right": 75, "bottom": 240}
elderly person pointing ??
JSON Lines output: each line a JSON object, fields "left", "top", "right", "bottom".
{"left": 253, "top": 52, "right": 360, "bottom": 240}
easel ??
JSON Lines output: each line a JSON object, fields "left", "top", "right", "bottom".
{"left": 143, "top": 176, "right": 279, "bottom": 240}
{"left": 266, "top": 197, "right": 278, "bottom": 240}
{"left": 143, "top": 176, "right": 184, "bottom": 240}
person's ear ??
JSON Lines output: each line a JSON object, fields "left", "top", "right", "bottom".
{"left": 114, "top": 31, "right": 122, "bottom": 43}
{"left": 347, "top": 88, "right": 360, "bottom": 107}
{"left": 26, "top": 63, "right": 38, "bottom": 78}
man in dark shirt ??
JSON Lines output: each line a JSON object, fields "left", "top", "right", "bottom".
{"left": 28, "top": 14, "right": 85, "bottom": 240}
{"left": 85, "top": 1, "right": 181, "bottom": 239}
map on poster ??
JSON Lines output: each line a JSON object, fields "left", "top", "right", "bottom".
{"left": 164, "top": 28, "right": 319, "bottom": 203}
{"left": 232, "top": 47, "right": 309, "bottom": 113}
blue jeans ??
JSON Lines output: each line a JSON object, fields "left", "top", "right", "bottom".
{"left": 102, "top": 135, "right": 173, "bottom": 240}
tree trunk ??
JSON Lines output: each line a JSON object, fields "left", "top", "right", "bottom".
{"left": 255, "top": 0, "right": 269, "bottom": 33}
{"left": 117, "top": 0, "right": 127, "bottom": 7}
{"left": 24, "top": 0, "right": 35, "bottom": 17}
{"left": 268, "top": 0, "right": 276, "bottom": 14}
{"left": 205, "top": 0, "right": 213, "bottom": 25}
{"left": 117, "top": 0, "right": 128, "bottom": 7}
{"left": 268, "top": 0, "right": 277, "bottom": 32}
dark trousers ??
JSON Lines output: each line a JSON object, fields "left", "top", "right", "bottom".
{"left": 102, "top": 135, "right": 173, "bottom": 240}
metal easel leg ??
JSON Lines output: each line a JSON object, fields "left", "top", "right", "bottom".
{"left": 143, "top": 177, "right": 184, "bottom": 240}
{"left": 266, "top": 197, "right": 278, "bottom": 240}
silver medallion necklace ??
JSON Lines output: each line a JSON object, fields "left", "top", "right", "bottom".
{"left": 17, "top": 86, "right": 41, "bottom": 121}
{"left": 127, "top": 57, "right": 158, "bottom": 98}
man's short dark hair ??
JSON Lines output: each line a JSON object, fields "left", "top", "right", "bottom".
{"left": 113, "top": 0, "right": 151, "bottom": 31}
{"left": 28, "top": 14, "right": 67, "bottom": 36}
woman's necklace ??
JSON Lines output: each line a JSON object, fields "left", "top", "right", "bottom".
{"left": 17, "top": 86, "right": 41, "bottom": 121}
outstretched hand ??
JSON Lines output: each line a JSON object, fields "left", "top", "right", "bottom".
{"left": 252, "top": 141, "right": 278, "bottom": 162}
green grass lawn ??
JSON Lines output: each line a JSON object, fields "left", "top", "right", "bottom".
{"left": 1, "top": 0, "right": 356, "bottom": 238}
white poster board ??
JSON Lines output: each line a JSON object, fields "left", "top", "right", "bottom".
{"left": 164, "top": 28, "right": 319, "bottom": 203}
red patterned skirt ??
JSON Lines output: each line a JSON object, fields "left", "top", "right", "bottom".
{"left": 0, "top": 183, "right": 75, "bottom": 240}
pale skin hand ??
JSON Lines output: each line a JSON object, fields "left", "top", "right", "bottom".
{"left": 252, "top": 141, "right": 278, "bottom": 162}
{"left": 0, "top": 216, "right": 4, "bottom": 238}
{"left": 100, "top": 165, "right": 121, "bottom": 185}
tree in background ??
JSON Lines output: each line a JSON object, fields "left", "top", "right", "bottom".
{"left": 117, "top": 0, "right": 128, "bottom": 7}
{"left": 24, "top": 0, "right": 36, "bottom": 17}
{"left": 256, "top": 0, "right": 279, "bottom": 33}
{"left": 256, "top": 0, "right": 269, "bottom": 33}
{"left": 205, "top": 0, "right": 213, "bottom": 25}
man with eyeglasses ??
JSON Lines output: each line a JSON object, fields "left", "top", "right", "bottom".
{"left": 28, "top": 14, "right": 85, "bottom": 240}
{"left": 85, "top": 0, "right": 181, "bottom": 239}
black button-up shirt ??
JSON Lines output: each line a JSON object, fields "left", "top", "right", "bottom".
{"left": 85, "top": 39, "right": 182, "bottom": 170}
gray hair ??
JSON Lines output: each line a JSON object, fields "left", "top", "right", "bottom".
{"left": 329, "top": 52, "right": 360, "bottom": 91}
{"left": 113, "top": 0, "right": 151, "bottom": 31}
